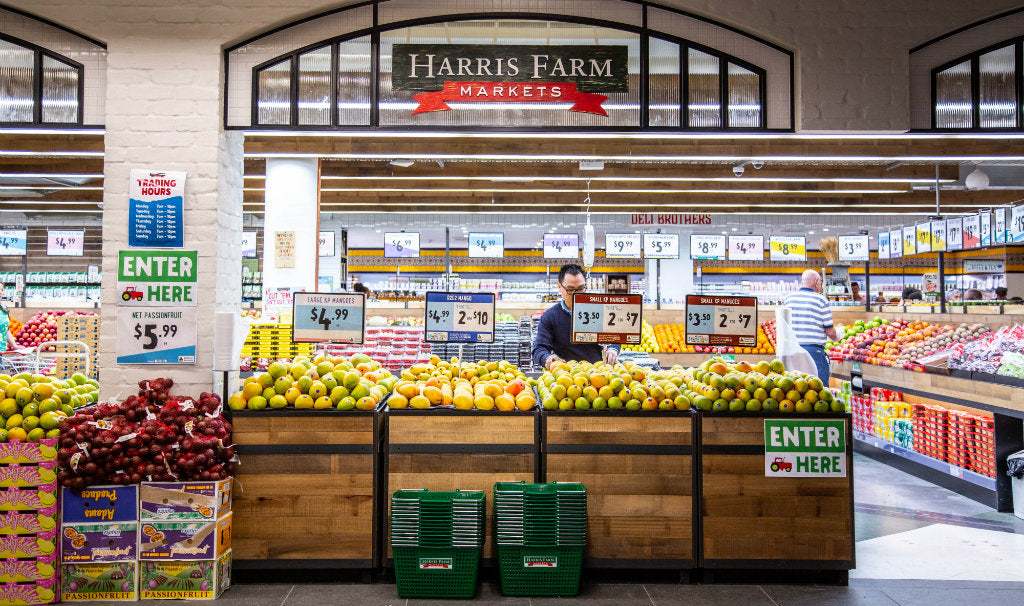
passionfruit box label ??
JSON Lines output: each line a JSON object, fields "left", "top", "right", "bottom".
{"left": 61, "top": 485, "right": 138, "bottom": 524}
{"left": 139, "top": 480, "right": 231, "bottom": 521}
{"left": 61, "top": 523, "right": 138, "bottom": 562}
{"left": 138, "top": 514, "right": 231, "bottom": 561}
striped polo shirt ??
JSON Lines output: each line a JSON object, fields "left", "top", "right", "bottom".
{"left": 784, "top": 287, "right": 834, "bottom": 345}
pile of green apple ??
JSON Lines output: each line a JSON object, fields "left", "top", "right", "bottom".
{"left": 826, "top": 317, "right": 890, "bottom": 351}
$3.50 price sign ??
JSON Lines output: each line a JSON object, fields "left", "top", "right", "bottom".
{"left": 292, "top": 292, "right": 365, "bottom": 344}
{"left": 116, "top": 307, "right": 197, "bottom": 364}
{"left": 571, "top": 293, "right": 643, "bottom": 345}
{"left": 684, "top": 295, "right": 758, "bottom": 347}
{"left": 424, "top": 292, "right": 496, "bottom": 343}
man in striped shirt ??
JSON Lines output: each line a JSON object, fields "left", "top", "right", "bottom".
{"left": 784, "top": 270, "right": 838, "bottom": 382}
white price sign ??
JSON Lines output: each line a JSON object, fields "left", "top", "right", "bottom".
{"left": 963, "top": 215, "right": 981, "bottom": 248}
{"left": 117, "top": 306, "right": 197, "bottom": 364}
{"left": 571, "top": 294, "right": 643, "bottom": 344}
{"left": 0, "top": 229, "right": 27, "bottom": 256}
{"left": 995, "top": 208, "right": 1007, "bottom": 244}
{"left": 468, "top": 232, "right": 504, "bottom": 258}
{"left": 643, "top": 233, "right": 680, "bottom": 259}
{"left": 915, "top": 223, "right": 931, "bottom": 253}
{"left": 1011, "top": 205, "right": 1024, "bottom": 244}
{"left": 384, "top": 232, "right": 420, "bottom": 258}
{"left": 728, "top": 235, "right": 764, "bottom": 261}
{"left": 877, "top": 232, "right": 890, "bottom": 259}
{"left": 889, "top": 230, "right": 903, "bottom": 258}
{"left": 930, "top": 220, "right": 947, "bottom": 252}
{"left": 980, "top": 211, "right": 992, "bottom": 246}
{"left": 838, "top": 235, "right": 869, "bottom": 261}
{"left": 318, "top": 231, "right": 335, "bottom": 257}
{"left": 543, "top": 233, "right": 579, "bottom": 259}
{"left": 690, "top": 234, "right": 727, "bottom": 260}
{"left": 241, "top": 232, "right": 257, "bottom": 258}
{"left": 605, "top": 233, "right": 641, "bottom": 259}
{"left": 946, "top": 218, "right": 963, "bottom": 251}
{"left": 902, "top": 226, "right": 917, "bottom": 255}
{"left": 47, "top": 229, "right": 84, "bottom": 257}
{"left": 769, "top": 236, "right": 806, "bottom": 261}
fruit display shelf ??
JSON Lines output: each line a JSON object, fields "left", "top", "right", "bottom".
{"left": 852, "top": 430, "right": 996, "bottom": 492}
{"left": 229, "top": 406, "right": 382, "bottom": 570}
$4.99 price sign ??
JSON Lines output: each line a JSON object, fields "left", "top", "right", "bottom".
{"left": 46, "top": 229, "right": 84, "bottom": 257}
{"left": 684, "top": 295, "right": 758, "bottom": 347}
{"left": 116, "top": 307, "right": 197, "bottom": 364}
{"left": 424, "top": 292, "right": 496, "bottom": 343}
{"left": 571, "top": 293, "right": 643, "bottom": 345}
{"left": 292, "top": 292, "right": 365, "bottom": 344}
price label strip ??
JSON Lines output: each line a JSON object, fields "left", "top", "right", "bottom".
{"left": 769, "top": 236, "right": 806, "bottom": 261}
{"left": 292, "top": 292, "right": 365, "bottom": 344}
{"left": 571, "top": 294, "right": 643, "bottom": 345}
{"left": 116, "top": 307, "right": 197, "bottom": 364}
{"left": 423, "top": 292, "right": 496, "bottom": 343}
{"left": 684, "top": 295, "right": 758, "bottom": 347}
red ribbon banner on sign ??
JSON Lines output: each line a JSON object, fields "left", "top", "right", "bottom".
{"left": 412, "top": 81, "right": 609, "bottom": 116}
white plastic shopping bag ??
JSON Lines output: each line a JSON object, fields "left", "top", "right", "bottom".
{"left": 774, "top": 308, "right": 818, "bottom": 376}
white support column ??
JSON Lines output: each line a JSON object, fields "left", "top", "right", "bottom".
{"left": 262, "top": 158, "right": 319, "bottom": 298}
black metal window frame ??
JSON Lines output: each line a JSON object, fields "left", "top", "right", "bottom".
{"left": 931, "top": 35, "right": 1024, "bottom": 131}
{"left": 0, "top": 32, "right": 85, "bottom": 126}
{"left": 247, "top": 10, "right": 772, "bottom": 132}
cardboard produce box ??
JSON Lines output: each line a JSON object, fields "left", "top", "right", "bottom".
{"left": 61, "top": 485, "right": 139, "bottom": 524}
{"left": 139, "top": 550, "right": 231, "bottom": 600}
{"left": 61, "top": 562, "right": 138, "bottom": 601}
{"left": 138, "top": 514, "right": 231, "bottom": 561}
{"left": 61, "top": 523, "right": 138, "bottom": 563}
{"left": 139, "top": 480, "right": 231, "bottom": 522}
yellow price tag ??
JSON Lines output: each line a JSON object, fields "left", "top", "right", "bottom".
{"left": 769, "top": 237, "right": 806, "bottom": 260}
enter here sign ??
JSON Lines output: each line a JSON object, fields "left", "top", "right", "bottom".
{"left": 764, "top": 419, "right": 847, "bottom": 478}
{"left": 117, "top": 250, "right": 198, "bottom": 307}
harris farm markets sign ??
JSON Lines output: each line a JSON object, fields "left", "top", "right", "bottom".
{"left": 392, "top": 44, "right": 628, "bottom": 116}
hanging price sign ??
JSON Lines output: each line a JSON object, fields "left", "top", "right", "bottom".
{"left": 915, "top": 223, "right": 931, "bottom": 253}
{"left": 902, "top": 226, "right": 917, "bottom": 255}
{"left": 46, "top": 229, "right": 84, "bottom": 257}
{"left": 889, "top": 230, "right": 903, "bottom": 258}
{"left": 605, "top": 233, "right": 641, "bottom": 259}
{"left": 962, "top": 215, "right": 981, "bottom": 248}
{"left": 241, "top": 232, "right": 257, "bottom": 258}
{"left": 643, "top": 233, "right": 680, "bottom": 259}
{"left": 946, "top": 218, "right": 963, "bottom": 251}
{"left": 980, "top": 211, "right": 992, "bottom": 246}
{"left": 318, "top": 231, "right": 335, "bottom": 257}
{"left": 838, "top": 235, "right": 869, "bottom": 262}
{"left": 424, "top": 292, "right": 495, "bottom": 343}
{"left": 877, "top": 232, "right": 890, "bottom": 259}
{"left": 1011, "top": 205, "right": 1024, "bottom": 244}
{"left": 116, "top": 307, "right": 197, "bottom": 364}
{"left": 292, "top": 292, "right": 365, "bottom": 344}
{"left": 684, "top": 294, "right": 758, "bottom": 347}
{"left": 0, "top": 229, "right": 27, "bottom": 256}
{"left": 728, "top": 235, "right": 764, "bottom": 261}
{"left": 930, "top": 220, "right": 947, "bottom": 251}
{"left": 571, "top": 293, "right": 643, "bottom": 345}
{"left": 543, "top": 233, "right": 579, "bottom": 259}
{"left": 995, "top": 208, "right": 1007, "bottom": 244}
{"left": 690, "top": 234, "right": 727, "bottom": 260}
{"left": 385, "top": 232, "right": 421, "bottom": 258}
{"left": 468, "top": 232, "right": 504, "bottom": 258}
{"left": 769, "top": 236, "right": 806, "bottom": 261}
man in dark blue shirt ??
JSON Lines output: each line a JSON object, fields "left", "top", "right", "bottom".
{"left": 532, "top": 264, "right": 620, "bottom": 371}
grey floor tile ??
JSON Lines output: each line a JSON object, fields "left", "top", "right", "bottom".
{"left": 408, "top": 581, "right": 528, "bottom": 605}
{"left": 531, "top": 582, "right": 653, "bottom": 606}
{"left": 284, "top": 583, "right": 405, "bottom": 606}
{"left": 883, "top": 587, "right": 1024, "bottom": 606}
{"left": 645, "top": 583, "right": 775, "bottom": 606}
{"left": 764, "top": 585, "right": 899, "bottom": 606}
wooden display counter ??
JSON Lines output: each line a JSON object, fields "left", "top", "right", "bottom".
{"left": 383, "top": 408, "right": 538, "bottom": 563}
{"left": 544, "top": 411, "right": 695, "bottom": 569}
{"left": 230, "top": 409, "right": 381, "bottom": 569}
{"left": 698, "top": 413, "right": 854, "bottom": 575}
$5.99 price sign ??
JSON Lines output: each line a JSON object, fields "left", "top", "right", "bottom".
{"left": 424, "top": 292, "right": 496, "bottom": 343}
{"left": 571, "top": 293, "right": 643, "bottom": 345}
{"left": 292, "top": 292, "right": 365, "bottom": 344}
{"left": 684, "top": 295, "right": 758, "bottom": 347}
{"left": 116, "top": 307, "right": 197, "bottom": 364}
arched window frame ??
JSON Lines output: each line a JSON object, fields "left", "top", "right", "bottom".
{"left": 931, "top": 35, "right": 1024, "bottom": 131}
{"left": 0, "top": 32, "right": 85, "bottom": 126}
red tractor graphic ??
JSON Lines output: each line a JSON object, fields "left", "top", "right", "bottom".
{"left": 121, "top": 287, "right": 144, "bottom": 302}
{"left": 770, "top": 457, "right": 792, "bottom": 472}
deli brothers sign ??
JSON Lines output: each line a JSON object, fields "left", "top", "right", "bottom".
{"left": 392, "top": 44, "right": 629, "bottom": 117}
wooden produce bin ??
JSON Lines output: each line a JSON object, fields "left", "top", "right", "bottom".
{"left": 544, "top": 411, "right": 695, "bottom": 570}
{"left": 231, "top": 409, "right": 381, "bottom": 569}
{"left": 384, "top": 409, "right": 539, "bottom": 564}
{"left": 699, "top": 413, "right": 854, "bottom": 575}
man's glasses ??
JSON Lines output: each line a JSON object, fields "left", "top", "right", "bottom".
{"left": 560, "top": 283, "right": 587, "bottom": 294}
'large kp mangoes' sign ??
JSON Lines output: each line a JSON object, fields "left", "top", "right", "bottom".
{"left": 392, "top": 44, "right": 628, "bottom": 117}
{"left": 117, "top": 250, "right": 197, "bottom": 307}
{"left": 764, "top": 419, "right": 847, "bottom": 478}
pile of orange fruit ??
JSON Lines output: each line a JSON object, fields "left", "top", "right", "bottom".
{"left": 651, "top": 323, "right": 775, "bottom": 355}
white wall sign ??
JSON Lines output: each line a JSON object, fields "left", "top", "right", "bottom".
{"left": 1011, "top": 205, "right": 1024, "bottom": 244}
{"left": 543, "top": 233, "right": 579, "bottom": 259}
{"left": 643, "top": 233, "right": 680, "bottom": 259}
{"left": 605, "top": 233, "right": 642, "bottom": 259}
{"left": 995, "top": 208, "right": 1007, "bottom": 244}
{"left": 963, "top": 259, "right": 1005, "bottom": 274}
{"left": 980, "top": 211, "right": 992, "bottom": 246}
{"left": 116, "top": 306, "right": 197, "bottom": 364}
{"left": 689, "top": 234, "right": 727, "bottom": 260}
{"left": 241, "top": 232, "right": 257, "bottom": 258}
{"left": 385, "top": 232, "right": 421, "bottom": 258}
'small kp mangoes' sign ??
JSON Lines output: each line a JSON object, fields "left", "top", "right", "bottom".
{"left": 392, "top": 44, "right": 629, "bottom": 117}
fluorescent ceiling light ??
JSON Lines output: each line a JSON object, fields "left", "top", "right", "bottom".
{"left": 319, "top": 187, "right": 908, "bottom": 195}
{"left": 250, "top": 152, "right": 1024, "bottom": 163}
{"left": 0, "top": 173, "right": 103, "bottom": 179}
{"left": 243, "top": 130, "right": 1024, "bottom": 141}
{"left": 389, "top": 159, "right": 415, "bottom": 167}
{"left": 313, "top": 175, "right": 953, "bottom": 184}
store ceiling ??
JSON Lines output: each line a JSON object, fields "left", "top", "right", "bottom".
{"left": 3, "top": 130, "right": 1024, "bottom": 221}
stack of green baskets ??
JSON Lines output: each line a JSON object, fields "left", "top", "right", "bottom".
{"left": 493, "top": 481, "right": 587, "bottom": 596}
{"left": 390, "top": 489, "right": 486, "bottom": 599}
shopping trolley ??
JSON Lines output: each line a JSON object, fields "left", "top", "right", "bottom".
{"left": 0, "top": 341, "right": 91, "bottom": 377}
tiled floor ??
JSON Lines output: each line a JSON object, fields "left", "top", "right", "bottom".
{"left": 84, "top": 454, "right": 1024, "bottom": 605}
